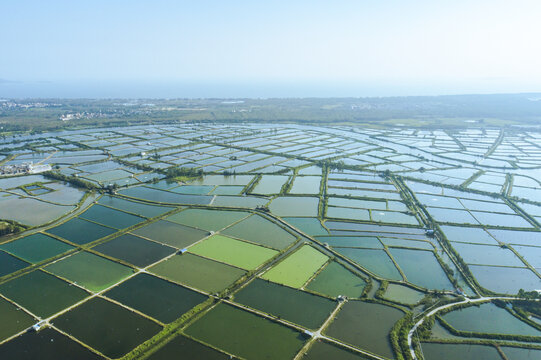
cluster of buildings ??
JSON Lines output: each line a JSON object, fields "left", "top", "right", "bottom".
{"left": 0, "top": 162, "right": 52, "bottom": 176}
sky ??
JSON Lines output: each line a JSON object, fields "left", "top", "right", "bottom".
{"left": 1, "top": 0, "right": 541, "bottom": 97}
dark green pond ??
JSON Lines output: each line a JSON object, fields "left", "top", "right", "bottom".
{"left": 306, "top": 262, "right": 366, "bottom": 299}
{"left": 93, "top": 234, "right": 175, "bottom": 267}
{"left": 98, "top": 195, "right": 174, "bottom": 218}
{"left": 222, "top": 215, "right": 297, "bottom": 250}
{"left": 119, "top": 186, "right": 212, "bottom": 205}
{"left": 79, "top": 204, "right": 145, "bottom": 229}
{"left": 0, "top": 270, "right": 89, "bottom": 318}
{"left": 0, "top": 327, "right": 103, "bottom": 360}
{"left": 166, "top": 208, "right": 248, "bottom": 232}
{"left": 185, "top": 303, "right": 305, "bottom": 360}
{"left": 132, "top": 220, "right": 210, "bottom": 249}
{"left": 45, "top": 217, "right": 117, "bottom": 245}
{"left": 0, "top": 233, "right": 74, "bottom": 264}
{"left": 234, "top": 278, "right": 336, "bottom": 329}
{"left": 104, "top": 273, "right": 207, "bottom": 323}
{"left": 53, "top": 297, "right": 162, "bottom": 359}
{"left": 301, "top": 340, "right": 370, "bottom": 359}
{"left": 324, "top": 301, "right": 403, "bottom": 359}
{"left": 0, "top": 250, "right": 30, "bottom": 277}
{"left": 147, "top": 334, "right": 229, "bottom": 360}
{"left": 150, "top": 253, "right": 245, "bottom": 294}
{"left": 0, "top": 297, "right": 35, "bottom": 341}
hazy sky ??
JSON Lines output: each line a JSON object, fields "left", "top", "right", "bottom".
{"left": 2, "top": 0, "right": 541, "bottom": 96}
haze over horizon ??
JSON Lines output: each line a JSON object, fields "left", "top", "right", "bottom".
{"left": 2, "top": 0, "right": 541, "bottom": 98}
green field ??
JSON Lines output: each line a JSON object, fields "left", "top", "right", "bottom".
{"left": 261, "top": 245, "right": 328, "bottom": 288}
{"left": 188, "top": 235, "right": 278, "bottom": 270}
{"left": 149, "top": 253, "right": 245, "bottom": 293}
{"left": 45, "top": 252, "right": 133, "bottom": 292}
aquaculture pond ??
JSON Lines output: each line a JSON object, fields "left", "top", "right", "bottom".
{"left": 188, "top": 234, "right": 278, "bottom": 270}
{"left": 251, "top": 175, "right": 289, "bottom": 194}
{"left": 302, "top": 340, "right": 371, "bottom": 360}
{"left": 166, "top": 208, "right": 248, "bottom": 231}
{"left": 0, "top": 233, "right": 74, "bottom": 264}
{"left": 45, "top": 217, "right": 117, "bottom": 245}
{"left": 79, "top": 204, "right": 145, "bottom": 229}
{"left": 305, "top": 262, "right": 366, "bottom": 299}
{"left": 284, "top": 217, "right": 328, "bottom": 236}
{"left": 0, "top": 270, "right": 89, "bottom": 318}
{"left": 334, "top": 248, "right": 402, "bottom": 281}
{"left": 0, "top": 328, "right": 104, "bottom": 360}
{"left": 185, "top": 303, "right": 305, "bottom": 360}
{"left": 383, "top": 284, "right": 425, "bottom": 304}
{"left": 104, "top": 273, "right": 207, "bottom": 323}
{"left": 98, "top": 195, "right": 173, "bottom": 217}
{"left": 500, "top": 346, "right": 541, "bottom": 360}
{"left": 149, "top": 253, "right": 245, "bottom": 293}
{"left": 420, "top": 343, "right": 501, "bottom": 360}
{"left": 0, "top": 250, "right": 30, "bottom": 277}
{"left": 221, "top": 215, "right": 297, "bottom": 250}
{"left": 261, "top": 245, "right": 328, "bottom": 288}
{"left": 53, "top": 297, "right": 162, "bottom": 358}
{"left": 469, "top": 265, "right": 541, "bottom": 294}
{"left": 269, "top": 196, "right": 320, "bottom": 217}
{"left": 147, "top": 334, "right": 229, "bottom": 360}
{"left": 119, "top": 186, "right": 212, "bottom": 205}
{"left": 324, "top": 301, "right": 403, "bottom": 359}
{"left": 317, "top": 236, "right": 383, "bottom": 249}
{"left": 44, "top": 252, "right": 133, "bottom": 292}
{"left": 0, "top": 297, "right": 35, "bottom": 341}
{"left": 132, "top": 220, "right": 209, "bottom": 249}
{"left": 92, "top": 233, "right": 176, "bottom": 267}
{"left": 388, "top": 248, "right": 453, "bottom": 290}
{"left": 234, "top": 278, "right": 336, "bottom": 329}
{"left": 442, "top": 302, "right": 541, "bottom": 336}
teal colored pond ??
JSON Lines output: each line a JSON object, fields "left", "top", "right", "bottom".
{"left": 0, "top": 233, "right": 74, "bottom": 264}
{"left": 98, "top": 195, "right": 173, "bottom": 217}
{"left": 284, "top": 217, "right": 328, "bottom": 236}
{"left": 421, "top": 343, "right": 501, "bottom": 360}
{"left": 79, "top": 204, "right": 145, "bottom": 229}
{"left": 45, "top": 217, "right": 116, "bottom": 245}
{"left": 0, "top": 250, "right": 30, "bottom": 277}
{"left": 442, "top": 302, "right": 541, "bottom": 336}
{"left": 269, "top": 196, "right": 319, "bottom": 217}
{"left": 334, "top": 248, "right": 402, "bottom": 281}
{"left": 389, "top": 248, "right": 453, "bottom": 290}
